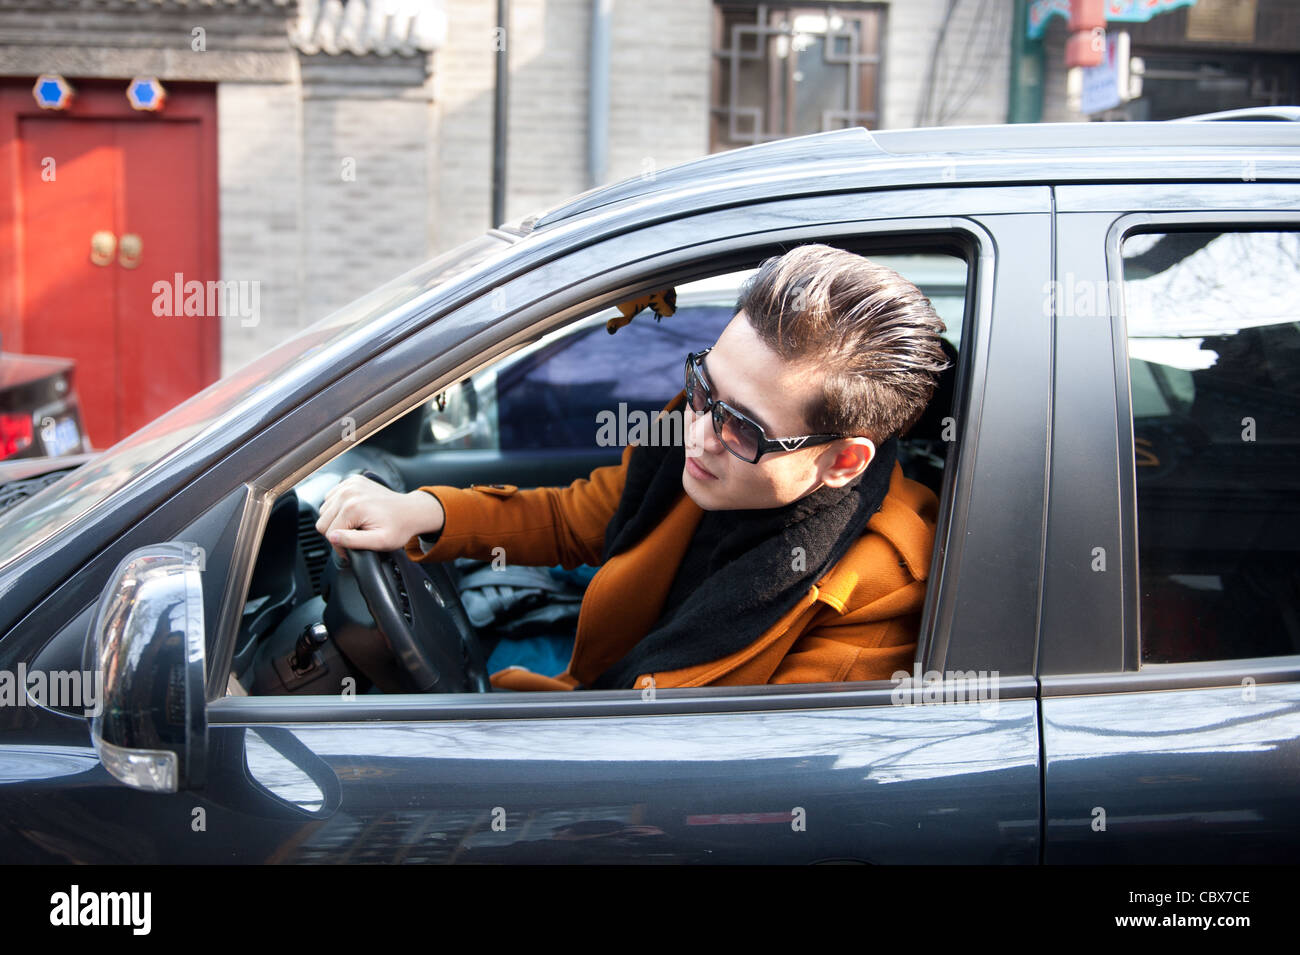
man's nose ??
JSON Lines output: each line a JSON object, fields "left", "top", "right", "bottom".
{"left": 685, "top": 405, "right": 722, "bottom": 456}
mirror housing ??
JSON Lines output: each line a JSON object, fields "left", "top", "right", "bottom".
{"left": 86, "top": 542, "right": 207, "bottom": 793}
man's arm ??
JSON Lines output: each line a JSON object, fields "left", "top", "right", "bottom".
{"left": 403, "top": 442, "right": 635, "bottom": 569}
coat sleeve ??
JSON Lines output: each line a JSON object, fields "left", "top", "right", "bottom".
{"left": 401, "top": 442, "right": 634, "bottom": 569}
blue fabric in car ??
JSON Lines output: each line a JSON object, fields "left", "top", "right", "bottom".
{"left": 487, "top": 633, "right": 575, "bottom": 678}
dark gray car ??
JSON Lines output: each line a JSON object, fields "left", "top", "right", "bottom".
{"left": 1, "top": 115, "right": 1298, "bottom": 863}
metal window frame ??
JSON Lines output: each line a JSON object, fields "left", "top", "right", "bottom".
{"left": 210, "top": 200, "right": 1016, "bottom": 724}
{"left": 1110, "top": 209, "right": 1300, "bottom": 678}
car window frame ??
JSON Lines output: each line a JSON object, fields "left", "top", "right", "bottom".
{"left": 415, "top": 257, "right": 969, "bottom": 458}
{"left": 1115, "top": 209, "right": 1300, "bottom": 678}
{"left": 208, "top": 194, "right": 1025, "bottom": 723}
{"left": 1042, "top": 200, "right": 1300, "bottom": 693}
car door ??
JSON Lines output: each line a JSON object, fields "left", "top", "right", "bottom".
{"left": 1041, "top": 182, "right": 1300, "bottom": 863}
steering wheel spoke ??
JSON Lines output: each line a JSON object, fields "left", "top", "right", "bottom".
{"left": 346, "top": 547, "right": 490, "bottom": 693}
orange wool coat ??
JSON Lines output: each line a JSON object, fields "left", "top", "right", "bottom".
{"left": 405, "top": 430, "right": 938, "bottom": 692}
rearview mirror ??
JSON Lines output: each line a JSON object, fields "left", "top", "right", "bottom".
{"left": 86, "top": 542, "right": 207, "bottom": 793}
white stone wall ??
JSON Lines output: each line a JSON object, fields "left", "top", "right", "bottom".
{"left": 878, "top": 0, "right": 1014, "bottom": 130}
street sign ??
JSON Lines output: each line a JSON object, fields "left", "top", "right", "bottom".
{"left": 1081, "top": 31, "right": 1131, "bottom": 115}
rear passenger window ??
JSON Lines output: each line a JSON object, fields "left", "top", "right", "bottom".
{"left": 1122, "top": 230, "right": 1300, "bottom": 664}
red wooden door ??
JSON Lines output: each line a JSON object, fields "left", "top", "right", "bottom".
{"left": 0, "top": 80, "right": 219, "bottom": 449}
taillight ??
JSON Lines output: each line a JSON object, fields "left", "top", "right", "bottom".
{"left": 0, "top": 412, "right": 34, "bottom": 459}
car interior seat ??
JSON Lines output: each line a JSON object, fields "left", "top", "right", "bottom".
{"left": 898, "top": 336, "right": 959, "bottom": 497}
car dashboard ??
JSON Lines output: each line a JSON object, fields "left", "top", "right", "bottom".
{"left": 229, "top": 445, "right": 407, "bottom": 693}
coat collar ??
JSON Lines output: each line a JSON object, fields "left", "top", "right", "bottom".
{"left": 813, "top": 460, "right": 936, "bottom": 611}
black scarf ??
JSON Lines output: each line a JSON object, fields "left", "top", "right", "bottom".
{"left": 583, "top": 430, "right": 898, "bottom": 689}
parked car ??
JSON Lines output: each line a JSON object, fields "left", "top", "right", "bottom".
{"left": 1, "top": 114, "right": 1298, "bottom": 864}
{"left": 0, "top": 343, "right": 90, "bottom": 463}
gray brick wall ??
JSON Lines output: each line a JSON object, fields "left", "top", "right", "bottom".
{"left": 218, "top": 57, "right": 436, "bottom": 373}
{"left": 217, "top": 81, "right": 303, "bottom": 376}
{"left": 7, "top": 0, "right": 1082, "bottom": 381}
{"left": 301, "top": 74, "right": 435, "bottom": 325}
{"left": 431, "top": 0, "right": 501, "bottom": 251}
{"left": 607, "top": 1, "right": 711, "bottom": 186}
{"left": 1040, "top": 22, "right": 1088, "bottom": 123}
{"left": 501, "top": 0, "right": 591, "bottom": 222}
{"left": 220, "top": 0, "right": 1028, "bottom": 375}
{"left": 433, "top": 0, "right": 711, "bottom": 251}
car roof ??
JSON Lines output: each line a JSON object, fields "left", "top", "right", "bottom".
{"left": 520, "top": 118, "right": 1300, "bottom": 234}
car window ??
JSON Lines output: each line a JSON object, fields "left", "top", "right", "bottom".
{"left": 239, "top": 241, "right": 972, "bottom": 699}
{"left": 1122, "top": 229, "right": 1300, "bottom": 664}
{"left": 419, "top": 272, "right": 748, "bottom": 454}
{"left": 420, "top": 255, "right": 966, "bottom": 455}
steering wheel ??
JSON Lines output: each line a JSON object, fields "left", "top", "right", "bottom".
{"left": 346, "top": 546, "right": 491, "bottom": 693}
{"left": 336, "top": 467, "right": 490, "bottom": 693}
{"left": 325, "top": 467, "right": 488, "bottom": 691}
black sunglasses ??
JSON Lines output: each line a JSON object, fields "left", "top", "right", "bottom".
{"left": 684, "top": 348, "right": 852, "bottom": 464}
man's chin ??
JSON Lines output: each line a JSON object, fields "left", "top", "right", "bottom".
{"left": 681, "top": 466, "right": 724, "bottom": 511}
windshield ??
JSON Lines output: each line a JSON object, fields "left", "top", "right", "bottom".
{"left": 0, "top": 231, "right": 515, "bottom": 570}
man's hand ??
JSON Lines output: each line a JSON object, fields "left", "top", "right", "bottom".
{"left": 315, "top": 475, "right": 445, "bottom": 559}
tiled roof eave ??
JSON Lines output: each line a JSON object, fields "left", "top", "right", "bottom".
{"left": 290, "top": 0, "right": 445, "bottom": 58}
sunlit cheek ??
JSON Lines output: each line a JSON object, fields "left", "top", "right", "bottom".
{"left": 684, "top": 406, "right": 715, "bottom": 456}
{"left": 757, "top": 456, "right": 809, "bottom": 503}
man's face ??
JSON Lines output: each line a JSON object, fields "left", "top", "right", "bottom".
{"left": 681, "top": 310, "right": 876, "bottom": 511}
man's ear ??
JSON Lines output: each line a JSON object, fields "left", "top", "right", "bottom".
{"left": 819, "top": 437, "right": 875, "bottom": 487}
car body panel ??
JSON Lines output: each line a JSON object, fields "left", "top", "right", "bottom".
{"left": 1041, "top": 670, "right": 1300, "bottom": 863}
{"left": 1, "top": 684, "right": 1039, "bottom": 863}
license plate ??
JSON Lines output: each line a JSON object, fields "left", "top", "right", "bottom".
{"left": 45, "top": 417, "right": 81, "bottom": 456}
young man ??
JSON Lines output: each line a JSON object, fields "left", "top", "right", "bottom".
{"left": 316, "top": 243, "right": 951, "bottom": 692}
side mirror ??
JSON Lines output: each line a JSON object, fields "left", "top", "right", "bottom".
{"left": 426, "top": 378, "right": 480, "bottom": 446}
{"left": 86, "top": 542, "right": 207, "bottom": 793}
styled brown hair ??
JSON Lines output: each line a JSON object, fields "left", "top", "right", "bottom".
{"left": 735, "top": 243, "right": 952, "bottom": 444}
